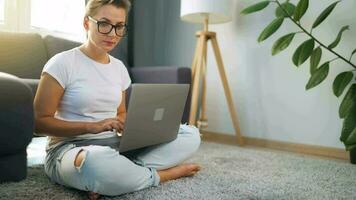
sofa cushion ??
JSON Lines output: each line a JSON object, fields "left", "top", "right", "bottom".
{"left": 44, "top": 35, "right": 81, "bottom": 59}
{"left": 0, "top": 151, "right": 27, "bottom": 182}
{"left": 0, "top": 32, "right": 47, "bottom": 79}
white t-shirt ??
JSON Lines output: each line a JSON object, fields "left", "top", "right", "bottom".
{"left": 42, "top": 47, "right": 131, "bottom": 147}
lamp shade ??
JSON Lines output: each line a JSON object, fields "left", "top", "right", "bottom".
{"left": 180, "top": 0, "right": 232, "bottom": 24}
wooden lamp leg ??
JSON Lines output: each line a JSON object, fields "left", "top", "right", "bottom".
{"left": 210, "top": 36, "right": 244, "bottom": 146}
{"left": 191, "top": 34, "right": 203, "bottom": 80}
{"left": 189, "top": 34, "right": 207, "bottom": 125}
{"left": 198, "top": 40, "right": 208, "bottom": 129}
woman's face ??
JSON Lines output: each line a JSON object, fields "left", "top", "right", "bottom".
{"left": 84, "top": 4, "right": 127, "bottom": 52}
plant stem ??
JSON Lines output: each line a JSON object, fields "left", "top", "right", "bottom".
{"left": 296, "top": 31, "right": 304, "bottom": 34}
{"left": 330, "top": 57, "right": 340, "bottom": 63}
{"left": 274, "top": 0, "right": 356, "bottom": 70}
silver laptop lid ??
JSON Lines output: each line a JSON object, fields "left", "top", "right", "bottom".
{"left": 119, "top": 84, "right": 190, "bottom": 152}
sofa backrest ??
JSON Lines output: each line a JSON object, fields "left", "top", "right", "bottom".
{"left": 44, "top": 35, "right": 81, "bottom": 60}
{"left": 0, "top": 31, "right": 131, "bottom": 80}
{"left": 0, "top": 32, "right": 48, "bottom": 79}
{"left": 44, "top": 35, "right": 130, "bottom": 67}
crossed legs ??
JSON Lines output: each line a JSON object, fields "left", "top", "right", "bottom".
{"left": 69, "top": 124, "right": 201, "bottom": 199}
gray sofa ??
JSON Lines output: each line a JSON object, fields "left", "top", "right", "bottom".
{"left": 0, "top": 31, "right": 191, "bottom": 182}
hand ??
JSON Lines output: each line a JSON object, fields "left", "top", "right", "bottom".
{"left": 116, "top": 117, "right": 125, "bottom": 135}
{"left": 87, "top": 117, "right": 124, "bottom": 134}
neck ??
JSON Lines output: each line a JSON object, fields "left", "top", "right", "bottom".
{"left": 79, "top": 42, "right": 110, "bottom": 64}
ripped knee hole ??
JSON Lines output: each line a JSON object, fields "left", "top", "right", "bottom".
{"left": 74, "top": 149, "right": 87, "bottom": 169}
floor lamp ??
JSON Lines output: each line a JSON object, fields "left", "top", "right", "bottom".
{"left": 181, "top": 0, "right": 244, "bottom": 145}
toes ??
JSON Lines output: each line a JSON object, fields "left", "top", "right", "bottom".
{"left": 188, "top": 170, "right": 198, "bottom": 176}
{"left": 188, "top": 164, "right": 201, "bottom": 171}
{"left": 88, "top": 192, "right": 100, "bottom": 200}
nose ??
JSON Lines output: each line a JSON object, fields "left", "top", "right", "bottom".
{"left": 107, "top": 27, "right": 116, "bottom": 37}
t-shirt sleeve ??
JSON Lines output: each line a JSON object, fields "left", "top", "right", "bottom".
{"left": 121, "top": 65, "right": 131, "bottom": 91}
{"left": 42, "top": 53, "right": 70, "bottom": 89}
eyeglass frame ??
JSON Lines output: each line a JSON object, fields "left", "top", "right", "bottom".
{"left": 88, "top": 16, "right": 128, "bottom": 37}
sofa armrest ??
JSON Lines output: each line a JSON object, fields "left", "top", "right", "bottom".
{"left": 0, "top": 72, "right": 33, "bottom": 155}
{"left": 22, "top": 79, "right": 40, "bottom": 96}
{"left": 130, "top": 66, "right": 191, "bottom": 123}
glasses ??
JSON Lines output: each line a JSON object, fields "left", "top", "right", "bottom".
{"left": 88, "top": 16, "right": 128, "bottom": 37}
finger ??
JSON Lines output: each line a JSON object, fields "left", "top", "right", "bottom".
{"left": 105, "top": 124, "right": 113, "bottom": 131}
{"left": 111, "top": 121, "right": 121, "bottom": 131}
{"left": 115, "top": 122, "right": 124, "bottom": 133}
{"left": 110, "top": 119, "right": 124, "bottom": 127}
{"left": 119, "top": 124, "right": 124, "bottom": 132}
{"left": 118, "top": 120, "right": 124, "bottom": 127}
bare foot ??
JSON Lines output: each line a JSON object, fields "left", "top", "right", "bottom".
{"left": 88, "top": 191, "right": 100, "bottom": 200}
{"left": 158, "top": 163, "right": 201, "bottom": 183}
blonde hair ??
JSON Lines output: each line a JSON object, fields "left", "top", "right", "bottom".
{"left": 85, "top": 0, "right": 131, "bottom": 18}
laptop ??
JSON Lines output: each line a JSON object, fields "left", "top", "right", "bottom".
{"left": 118, "top": 83, "right": 190, "bottom": 152}
{"left": 74, "top": 84, "right": 190, "bottom": 152}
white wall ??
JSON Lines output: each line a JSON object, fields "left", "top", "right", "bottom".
{"left": 133, "top": 0, "right": 356, "bottom": 149}
{"left": 205, "top": 0, "right": 356, "bottom": 149}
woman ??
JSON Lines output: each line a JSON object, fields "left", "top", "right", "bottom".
{"left": 34, "top": 0, "right": 201, "bottom": 199}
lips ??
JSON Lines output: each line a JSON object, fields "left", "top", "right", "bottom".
{"left": 103, "top": 41, "right": 115, "bottom": 46}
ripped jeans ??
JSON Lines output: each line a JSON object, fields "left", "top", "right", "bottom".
{"left": 44, "top": 124, "right": 201, "bottom": 196}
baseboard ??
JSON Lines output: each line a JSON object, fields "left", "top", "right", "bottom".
{"left": 200, "top": 130, "right": 349, "bottom": 161}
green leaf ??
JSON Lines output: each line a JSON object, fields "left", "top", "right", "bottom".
{"left": 310, "top": 47, "right": 322, "bottom": 74}
{"left": 346, "top": 143, "right": 356, "bottom": 151}
{"left": 351, "top": 48, "right": 356, "bottom": 59}
{"left": 340, "top": 106, "right": 356, "bottom": 143}
{"left": 328, "top": 25, "right": 349, "bottom": 49}
{"left": 241, "top": 1, "right": 270, "bottom": 15}
{"left": 305, "top": 61, "right": 329, "bottom": 90}
{"left": 272, "top": 33, "right": 295, "bottom": 55}
{"left": 312, "top": 1, "right": 340, "bottom": 29}
{"left": 258, "top": 18, "right": 284, "bottom": 43}
{"left": 339, "top": 84, "right": 356, "bottom": 118}
{"left": 292, "top": 39, "right": 315, "bottom": 67}
{"left": 294, "top": 0, "right": 309, "bottom": 21}
{"left": 345, "top": 127, "right": 356, "bottom": 145}
{"left": 275, "top": 2, "right": 296, "bottom": 18}
{"left": 333, "top": 71, "right": 354, "bottom": 97}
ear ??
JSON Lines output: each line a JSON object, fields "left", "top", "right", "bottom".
{"left": 83, "top": 16, "right": 89, "bottom": 31}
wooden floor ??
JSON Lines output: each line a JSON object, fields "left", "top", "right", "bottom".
{"left": 201, "top": 130, "right": 349, "bottom": 161}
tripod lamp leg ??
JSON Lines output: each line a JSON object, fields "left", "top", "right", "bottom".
{"left": 211, "top": 36, "right": 244, "bottom": 146}
{"left": 189, "top": 35, "right": 206, "bottom": 126}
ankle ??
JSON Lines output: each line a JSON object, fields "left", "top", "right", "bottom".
{"left": 157, "top": 169, "right": 173, "bottom": 183}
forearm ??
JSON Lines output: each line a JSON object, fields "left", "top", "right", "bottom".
{"left": 117, "top": 112, "right": 126, "bottom": 122}
{"left": 35, "top": 117, "right": 91, "bottom": 137}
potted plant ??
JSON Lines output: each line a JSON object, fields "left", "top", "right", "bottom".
{"left": 241, "top": 0, "right": 356, "bottom": 163}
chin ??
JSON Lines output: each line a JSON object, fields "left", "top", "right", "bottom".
{"left": 98, "top": 44, "right": 114, "bottom": 53}
{"left": 103, "top": 43, "right": 118, "bottom": 51}
{"left": 102, "top": 46, "right": 114, "bottom": 52}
